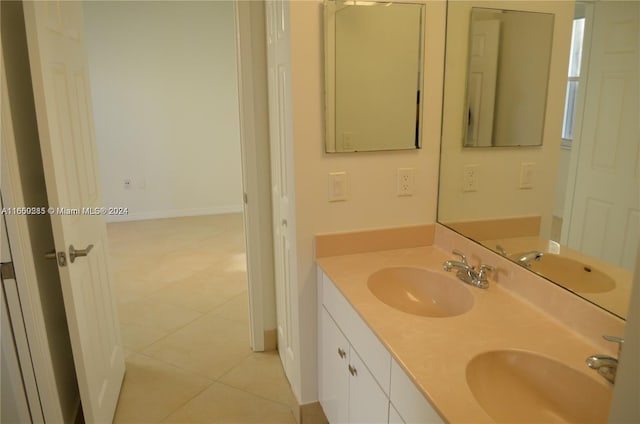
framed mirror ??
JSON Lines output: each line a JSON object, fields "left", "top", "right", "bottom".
{"left": 464, "top": 8, "right": 554, "bottom": 147}
{"left": 438, "top": 1, "right": 639, "bottom": 319}
{"left": 324, "top": 0, "right": 425, "bottom": 152}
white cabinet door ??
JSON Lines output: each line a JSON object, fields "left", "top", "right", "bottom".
{"left": 348, "top": 348, "right": 389, "bottom": 424}
{"left": 390, "top": 360, "right": 443, "bottom": 424}
{"left": 320, "top": 308, "right": 349, "bottom": 424}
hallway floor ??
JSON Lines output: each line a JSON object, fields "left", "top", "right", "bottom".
{"left": 107, "top": 214, "right": 297, "bottom": 423}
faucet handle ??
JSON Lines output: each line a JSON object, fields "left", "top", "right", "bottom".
{"left": 604, "top": 335, "right": 624, "bottom": 355}
{"left": 478, "top": 264, "right": 494, "bottom": 280}
{"left": 452, "top": 249, "right": 468, "bottom": 265}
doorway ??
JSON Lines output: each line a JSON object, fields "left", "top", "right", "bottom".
{"left": 81, "top": 1, "right": 294, "bottom": 421}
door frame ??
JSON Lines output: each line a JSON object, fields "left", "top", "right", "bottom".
{"left": 1, "top": 47, "right": 68, "bottom": 423}
{"left": 234, "top": 1, "right": 277, "bottom": 352}
{"left": 1, "top": 2, "right": 277, "bottom": 422}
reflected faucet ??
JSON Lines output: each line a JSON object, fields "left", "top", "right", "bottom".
{"left": 515, "top": 251, "right": 544, "bottom": 267}
{"left": 443, "top": 249, "right": 494, "bottom": 289}
{"left": 496, "top": 244, "right": 508, "bottom": 256}
{"left": 586, "top": 335, "right": 624, "bottom": 384}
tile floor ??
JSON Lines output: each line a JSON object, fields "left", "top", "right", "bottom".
{"left": 107, "top": 214, "right": 298, "bottom": 423}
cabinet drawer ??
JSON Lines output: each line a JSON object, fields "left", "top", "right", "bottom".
{"left": 322, "top": 272, "right": 391, "bottom": 396}
{"left": 390, "top": 359, "right": 443, "bottom": 424}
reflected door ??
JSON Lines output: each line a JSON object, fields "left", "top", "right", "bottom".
{"left": 465, "top": 19, "right": 501, "bottom": 147}
{"left": 564, "top": 1, "right": 639, "bottom": 271}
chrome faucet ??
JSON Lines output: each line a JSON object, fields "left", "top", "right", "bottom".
{"left": 586, "top": 335, "right": 624, "bottom": 384}
{"left": 443, "top": 249, "right": 494, "bottom": 289}
{"left": 515, "top": 250, "right": 544, "bottom": 267}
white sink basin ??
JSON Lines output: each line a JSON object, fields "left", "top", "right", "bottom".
{"left": 466, "top": 350, "right": 612, "bottom": 423}
{"left": 514, "top": 253, "right": 615, "bottom": 293}
{"left": 367, "top": 267, "right": 473, "bottom": 317}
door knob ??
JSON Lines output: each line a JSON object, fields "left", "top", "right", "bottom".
{"left": 69, "top": 244, "right": 94, "bottom": 263}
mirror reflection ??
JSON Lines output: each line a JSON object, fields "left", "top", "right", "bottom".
{"left": 439, "top": 1, "right": 639, "bottom": 319}
{"left": 324, "top": 0, "right": 425, "bottom": 152}
{"left": 464, "top": 8, "right": 553, "bottom": 147}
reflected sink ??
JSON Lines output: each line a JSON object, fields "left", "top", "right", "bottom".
{"left": 467, "top": 350, "right": 612, "bottom": 423}
{"left": 367, "top": 267, "right": 473, "bottom": 317}
{"left": 513, "top": 253, "right": 615, "bottom": 293}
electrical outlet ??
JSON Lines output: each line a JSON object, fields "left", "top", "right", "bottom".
{"left": 463, "top": 165, "right": 479, "bottom": 192}
{"left": 124, "top": 179, "right": 131, "bottom": 190}
{"left": 519, "top": 162, "right": 535, "bottom": 189}
{"left": 396, "top": 168, "right": 414, "bottom": 196}
{"left": 328, "top": 172, "right": 348, "bottom": 202}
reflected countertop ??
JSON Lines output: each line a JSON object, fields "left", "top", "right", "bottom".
{"left": 482, "top": 236, "right": 632, "bottom": 318}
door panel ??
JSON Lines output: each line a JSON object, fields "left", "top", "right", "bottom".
{"left": 566, "top": 1, "right": 639, "bottom": 271}
{"left": 265, "top": 0, "right": 297, "bottom": 383}
{"left": 466, "top": 20, "right": 501, "bottom": 147}
{"left": 348, "top": 347, "right": 389, "bottom": 423}
{"left": 23, "top": 2, "right": 124, "bottom": 422}
{"left": 319, "top": 308, "right": 349, "bottom": 424}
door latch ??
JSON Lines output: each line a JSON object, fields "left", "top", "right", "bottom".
{"left": 44, "top": 250, "right": 67, "bottom": 267}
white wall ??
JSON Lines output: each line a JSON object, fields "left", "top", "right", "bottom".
{"left": 553, "top": 146, "right": 572, "bottom": 217}
{"left": 288, "top": 0, "right": 446, "bottom": 403}
{"left": 491, "top": 9, "right": 554, "bottom": 147}
{"left": 609, "top": 241, "right": 640, "bottom": 422}
{"left": 83, "top": 1, "right": 243, "bottom": 221}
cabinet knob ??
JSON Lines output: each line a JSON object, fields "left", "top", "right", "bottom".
{"left": 348, "top": 364, "right": 357, "bottom": 376}
{"left": 337, "top": 347, "right": 346, "bottom": 358}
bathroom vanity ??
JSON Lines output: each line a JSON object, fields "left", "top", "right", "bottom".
{"left": 316, "top": 224, "right": 623, "bottom": 423}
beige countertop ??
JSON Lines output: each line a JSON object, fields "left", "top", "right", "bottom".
{"left": 317, "top": 245, "right": 613, "bottom": 423}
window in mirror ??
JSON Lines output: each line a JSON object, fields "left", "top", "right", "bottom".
{"left": 562, "top": 16, "right": 586, "bottom": 142}
{"left": 324, "top": 1, "right": 425, "bottom": 153}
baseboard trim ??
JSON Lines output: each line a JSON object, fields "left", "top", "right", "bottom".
{"left": 299, "top": 401, "right": 327, "bottom": 424}
{"left": 105, "top": 205, "right": 243, "bottom": 223}
{"left": 264, "top": 329, "right": 277, "bottom": 351}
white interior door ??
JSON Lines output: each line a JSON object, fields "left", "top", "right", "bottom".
{"left": 265, "top": 0, "right": 297, "bottom": 383}
{"left": 564, "top": 1, "right": 639, "bottom": 271}
{"left": 22, "top": 2, "right": 124, "bottom": 422}
{"left": 465, "top": 19, "right": 501, "bottom": 147}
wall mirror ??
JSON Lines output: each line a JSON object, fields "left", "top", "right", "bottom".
{"left": 464, "top": 8, "right": 554, "bottom": 147}
{"left": 438, "top": 1, "right": 639, "bottom": 319}
{"left": 324, "top": 0, "right": 425, "bottom": 152}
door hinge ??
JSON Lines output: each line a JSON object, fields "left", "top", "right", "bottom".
{"left": 1, "top": 261, "right": 16, "bottom": 280}
{"left": 243, "top": 192, "right": 248, "bottom": 204}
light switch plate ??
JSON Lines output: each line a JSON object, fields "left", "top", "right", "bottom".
{"left": 519, "top": 162, "right": 535, "bottom": 189}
